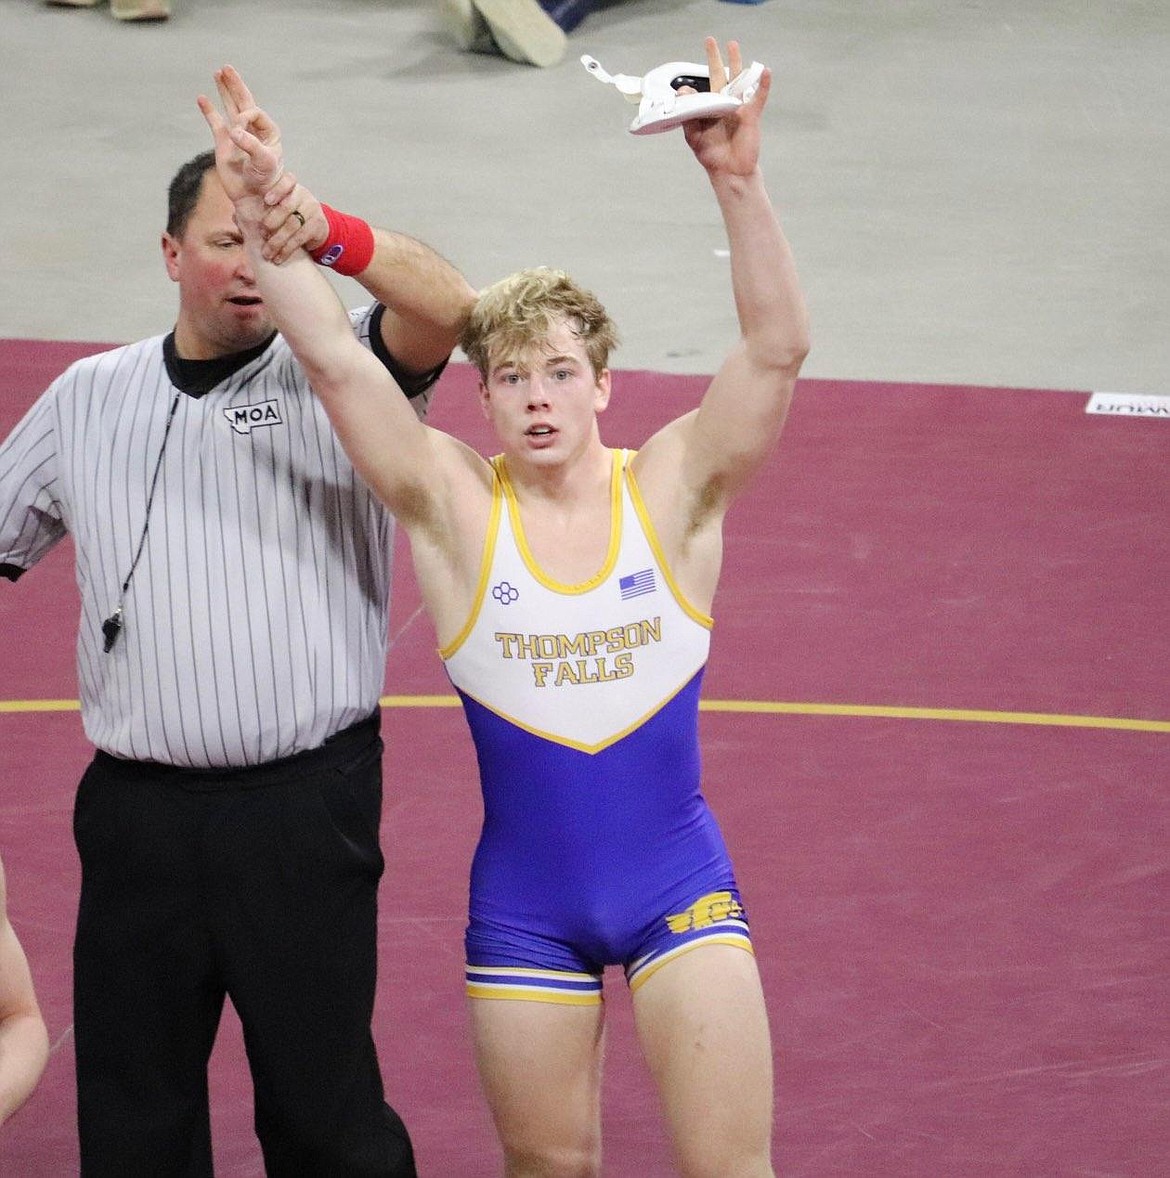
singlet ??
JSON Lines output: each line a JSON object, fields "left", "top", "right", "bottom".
{"left": 444, "top": 449, "right": 739, "bottom": 974}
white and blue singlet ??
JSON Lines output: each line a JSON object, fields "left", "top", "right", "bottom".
{"left": 443, "top": 449, "right": 753, "bottom": 1005}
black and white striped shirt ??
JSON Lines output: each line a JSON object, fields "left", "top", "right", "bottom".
{"left": 0, "top": 307, "right": 434, "bottom": 768}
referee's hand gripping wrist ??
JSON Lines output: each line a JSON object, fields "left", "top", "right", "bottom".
{"left": 260, "top": 173, "right": 327, "bottom": 264}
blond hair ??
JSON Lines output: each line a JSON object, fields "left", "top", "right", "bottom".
{"left": 460, "top": 268, "right": 619, "bottom": 379}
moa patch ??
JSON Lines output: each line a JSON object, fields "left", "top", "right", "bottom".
{"left": 224, "top": 399, "right": 284, "bottom": 435}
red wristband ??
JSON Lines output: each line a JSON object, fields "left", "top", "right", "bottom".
{"left": 309, "top": 204, "right": 376, "bottom": 276}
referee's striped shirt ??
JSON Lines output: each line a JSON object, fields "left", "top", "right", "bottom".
{"left": 0, "top": 307, "right": 435, "bottom": 768}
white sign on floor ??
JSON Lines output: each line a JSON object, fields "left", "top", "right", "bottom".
{"left": 1086, "top": 392, "right": 1170, "bottom": 418}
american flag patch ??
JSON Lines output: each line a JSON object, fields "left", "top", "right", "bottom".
{"left": 619, "top": 568, "right": 656, "bottom": 600}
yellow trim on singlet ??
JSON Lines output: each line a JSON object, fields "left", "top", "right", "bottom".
{"left": 467, "top": 965, "right": 596, "bottom": 981}
{"left": 496, "top": 450, "right": 624, "bottom": 594}
{"left": 624, "top": 456, "right": 714, "bottom": 630}
{"left": 465, "top": 965, "right": 604, "bottom": 1006}
{"left": 627, "top": 931, "right": 755, "bottom": 993}
{"left": 437, "top": 469, "right": 504, "bottom": 661}
{"left": 465, "top": 984, "right": 603, "bottom": 1006}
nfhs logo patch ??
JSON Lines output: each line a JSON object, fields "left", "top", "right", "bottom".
{"left": 225, "top": 399, "right": 284, "bottom": 435}
{"left": 491, "top": 581, "right": 520, "bottom": 605}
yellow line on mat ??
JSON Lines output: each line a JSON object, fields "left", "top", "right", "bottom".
{"left": 0, "top": 699, "right": 81, "bottom": 713}
{"left": 379, "top": 695, "right": 461, "bottom": 709}
{"left": 2, "top": 696, "right": 1167, "bottom": 734}
{"left": 696, "top": 700, "right": 1170, "bottom": 733}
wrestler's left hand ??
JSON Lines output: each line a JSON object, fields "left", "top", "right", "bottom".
{"left": 197, "top": 65, "right": 284, "bottom": 203}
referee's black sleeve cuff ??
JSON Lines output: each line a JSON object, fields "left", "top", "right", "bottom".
{"left": 369, "top": 305, "right": 449, "bottom": 400}
{"left": 0, "top": 563, "right": 26, "bottom": 582}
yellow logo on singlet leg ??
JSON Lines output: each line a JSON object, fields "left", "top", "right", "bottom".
{"left": 665, "top": 891, "right": 745, "bottom": 934}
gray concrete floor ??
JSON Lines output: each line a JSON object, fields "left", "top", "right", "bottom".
{"left": 1, "top": 0, "right": 1167, "bottom": 391}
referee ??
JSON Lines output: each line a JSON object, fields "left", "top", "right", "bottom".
{"left": 0, "top": 71, "right": 477, "bottom": 1177}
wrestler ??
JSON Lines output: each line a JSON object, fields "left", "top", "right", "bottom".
{"left": 201, "top": 37, "right": 808, "bottom": 1173}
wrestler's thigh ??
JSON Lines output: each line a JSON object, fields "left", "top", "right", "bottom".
{"left": 469, "top": 997, "right": 605, "bottom": 1170}
{"left": 632, "top": 944, "right": 775, "bottom": 1175}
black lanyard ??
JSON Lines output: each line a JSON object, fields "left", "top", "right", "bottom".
{"left": 102, "top": 392, "right": 182, "bottom": 654}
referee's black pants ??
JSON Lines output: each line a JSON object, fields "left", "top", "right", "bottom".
{"left": 72, "top": 711, "right": 416, "bottom": 1177}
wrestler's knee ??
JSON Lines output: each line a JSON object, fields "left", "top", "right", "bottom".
{"left": 674, "top": 1136, "right": 773, "bottom": 1178}
{"left": 502, "top": 1137, "right": 601, "bottom": 1178}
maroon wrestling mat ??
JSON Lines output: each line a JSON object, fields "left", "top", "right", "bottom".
{"left": 1, "top": 339, "right": 1167, "bottom": 1174}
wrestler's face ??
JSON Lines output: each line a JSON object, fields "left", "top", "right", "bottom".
{"left": 479, "top": 317, "right": 611, "bottom": 467}
{"left": 162, "top": 171, "right": 275, "bottom": 359}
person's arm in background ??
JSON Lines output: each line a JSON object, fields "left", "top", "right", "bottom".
{"left": 0, "top": 855, "right": 49, "bottom": 1128}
